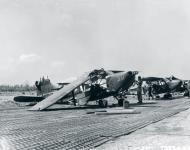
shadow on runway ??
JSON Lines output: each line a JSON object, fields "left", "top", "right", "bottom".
{"left": 129, "top": 102, "right": 159, "bottom": 107}
{"left": 43, "top": 105, "right": 104, "bottom": 111}
{"left": 156, "top": 96, "right": 185, "bottom": 101}
{"left": 41, "top": 102, "right": 159, "bottom": 111}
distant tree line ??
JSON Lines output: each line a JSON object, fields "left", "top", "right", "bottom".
{"left": 0, "top": 84, "right": 36, "bottom": 92}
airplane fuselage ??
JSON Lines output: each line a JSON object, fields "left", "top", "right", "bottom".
{"left": 87, "top": 71, "right": 137, "bottom": 101}
{"left": 106, "top": 71, "right": 136, "bottom": 92}
{"left": 152, "top": 80, "right": 183, "bottom": 94}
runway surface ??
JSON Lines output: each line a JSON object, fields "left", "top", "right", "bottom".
{"left": 0, "top": 97, "right": 190, "bottom": 150}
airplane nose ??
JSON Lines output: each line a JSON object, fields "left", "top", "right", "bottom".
{"left": 133, "top": 71, "right": 138, "bottom": 75}
{"left": 128, "top": 71, "right": 132, "bottom": 75}
{"left": 169, "top": 80, "right": 182, "bottom": 89}
{"left": 177, "top": 80, "right": 182, "bottom": 86}
{"left": 127, "top": 71, "right": 138, "bottom": 76}
{"left": 175, "top": 80, "right": 182, "bottom": 85}
{"left": 128, "top": 71, "right": 138, "bottom": 77}
{"left": 125, "top": 71, "right": 138, "bottom": 80}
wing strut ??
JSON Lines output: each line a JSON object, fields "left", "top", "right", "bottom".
{"left": 29, "top": 74, "right": 90, "bottom": 111}
{"left": 29, "top": 69, "right": 108, "bottom": 111}
{"left": 72, "top": 90, "right": 76, "bottom": 106}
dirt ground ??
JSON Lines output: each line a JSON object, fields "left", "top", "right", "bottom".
{"left": 0, "top": 95, "right": 190, "bottom": 150}
{"left": 96, "top": 105, "right": 190, "bottom": 150}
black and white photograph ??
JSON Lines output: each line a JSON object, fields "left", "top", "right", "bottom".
{"left": 0, "top": 0, "right": 190, "bottom": 150}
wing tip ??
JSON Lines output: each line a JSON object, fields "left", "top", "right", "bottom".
{"left": 28, "top": 106, "right": 43, "bottom": 111}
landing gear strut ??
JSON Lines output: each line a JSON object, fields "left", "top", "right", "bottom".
{"left": 123, "top": 100, "right": 130, "bottom": 108}
{"left": 118, "top": 98, "right": 124, "bottom": 106}
{"left": 163, "top": 93, "right": 172, "bottom": 99}
{"left": 98, "top": 99, "right": 108, "bottom": 108}
{"left": 118, "top": 98, "right": 130, "bottom": 108}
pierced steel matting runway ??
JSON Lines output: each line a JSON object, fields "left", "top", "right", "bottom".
{"left": 0, "top": 98, "right": 190, "bottom": 150}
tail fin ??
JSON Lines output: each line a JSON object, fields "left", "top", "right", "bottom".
{"left": 35, "top": 77, "right": 53, "bottom": 96}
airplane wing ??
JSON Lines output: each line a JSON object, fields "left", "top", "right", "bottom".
{"left": 108, "top": 70, "right": 124, "bottom": 74}
{"left": 14, "top": 95, "right": 44, "bottom": 102}
{"left": 29, "top": 73, "right": 90, "bottom": 111}
{"left": 57, "top": 82, "right": 70, "bottom": 86}
{"left": 166, "top": 76, "right": 180, "bottom": 81}
{"left": 142, "top": 77, "right": 164, "bottom": 82}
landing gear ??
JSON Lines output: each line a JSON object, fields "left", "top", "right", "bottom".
{"left": 184, "top": 90, "right": 189, "bottom": 97}
{"left": 163, "top": 93, "right": 172, "bottom": 99}
{"left": 155, "top": 95, "right": 160, "bottom": 99}
{"left": 72, "top": 91, "right": 77, "bottom": 106}
{"left": 123, "top": 100, "right": 130, "bottom": 108}
{"left": 98, "top": 99, "right": 108, "bottom": 108}
{"left": 118, "top": 98, "right": 124, "bottom": 106}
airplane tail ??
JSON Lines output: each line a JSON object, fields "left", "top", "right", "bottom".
{"left": 35, "top": 77, "right": 54, "bottom": 96}
{"left": 29, "top": 73, "right": 90, "bottom": 111}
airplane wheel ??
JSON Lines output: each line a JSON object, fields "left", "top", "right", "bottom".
{"left": 184, "top": 91, "right": 189, "bottom": 97}
{"left": 155, "top": 95, "right": 160, "bottom": 99}
{"left": 118, "top": 98, "right": 124, "bottom": 106}
{"left": 123, "top": 100, "right": 130, "bottom": 108}
{"left": 163, "top": 93, "right": 172, "bottom": 99}
{"left": 98, "top": 100, "right": 108, "bottom": 108}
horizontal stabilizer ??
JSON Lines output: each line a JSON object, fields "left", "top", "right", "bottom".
{"left": 29, "top": 74, "right": 90, "bottom": 111}
{"left": 14, "top": 95, "right": 44, "bottom": 102}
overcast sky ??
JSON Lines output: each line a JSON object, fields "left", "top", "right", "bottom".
{"left": 0, "top": 0, "right": 190, "bottom": 85}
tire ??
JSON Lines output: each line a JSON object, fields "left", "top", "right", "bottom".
{"left": 123, "top": 100, "right": 130, "bottom": 108}
{"left": 155, "top": 95, "right": 160, "bottom": 99}
{"left": 98, "top": 100, "right": 108, "bottom": 108}
{"left": 118, "top": 98, "right": 124, "bottom": 106}
{"left": 163, "top": 93, "right": 172, "bottom": 99}
{"left": 184, "top": 91, "right": 189, "bottom": 97}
